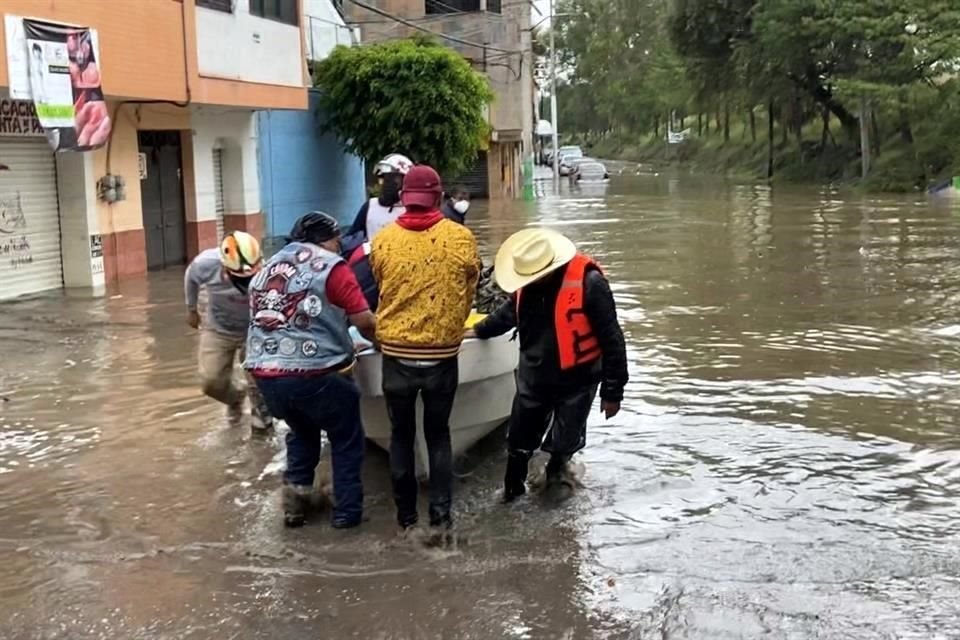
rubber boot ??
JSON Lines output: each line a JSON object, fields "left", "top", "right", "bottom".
{"left": 544, "top": 455, "right": 576, "bottom": 501}
{"left": 502, "top": 451, "right": 530, "bottom": 503}
{"left": 282, "top": 483, "right": 313, "bottom": 528}
{"left": 545, "top": 454, "right": 572, "bottom": 486}
{"left": 227, "top": 398, "right": 244, "bottom": 429}
{"left": 250, "top": 412, "right": 274, "bottom": 435}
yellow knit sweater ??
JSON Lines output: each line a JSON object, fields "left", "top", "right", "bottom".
{"left": 371, "top": 219, "right": 481, "bottom": 359}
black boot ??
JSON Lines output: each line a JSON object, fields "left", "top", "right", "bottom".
{"left": 282, "top": 483, "right": 313, "bottom": 528}
{"left": 545, "top": 455, "right": 572, "bottom": 486}
{"left": 502, "top": 451, "right": 530, "bottom": 503}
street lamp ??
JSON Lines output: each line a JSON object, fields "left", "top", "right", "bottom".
{"left": 549, "top": 0, "right": 559, "bottom": 190}
{"left": 531, "top": 5, "right": 568, "bottom": 191}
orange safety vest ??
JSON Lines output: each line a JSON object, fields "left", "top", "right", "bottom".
{"left": 516, "top": 254, "right": 603, "bottom": 370}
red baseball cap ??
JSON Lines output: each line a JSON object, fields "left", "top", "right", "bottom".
{"left": 401, "top": 164, "right": 443, "bottom": 210}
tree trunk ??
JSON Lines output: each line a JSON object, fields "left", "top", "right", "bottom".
{"left": 715, "top": 110, "right": 722, "bottom": 133}
{"left": 698, "top": 113, "right": 703, "bottom": 137}
{"left": 723, "top": 104, "right": 731, "bottom": 142}
{"left": 820, "top": 105, "right": 830, "bottom": 149}
{"left": 871, "top": 109, "right": 881, "bottom": 157}
{"left": 860, "top": 96, "right": 871, "bottom": 179}
{"left": 767, "top": 100, "right": 775, "bottom": 179}
{"left": 898, "top": 107, "right": 914, "bottom": 144}
{"left": 781, "top": 104, "right": 789, "bottom": 146}
{"left": 749, "top": 109, "right": 757, "bottom": 143}
{"left": 794, "top": 96, "right": 803, "bottom": 161}
{"left": 788, "top": 71, "right": 859, "bottom": 136}
{"left": 654, "top": 114, "right": 660, "bottom": 139}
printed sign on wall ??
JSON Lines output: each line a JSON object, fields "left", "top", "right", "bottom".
{"left": 5, "top": 16, "right": 111, "bottom": 152}
{"left": 90, "top": 234, "right": 104, "bottom": 275}
{"left": 0, "top": 100, "right": 44, "bottom": 137}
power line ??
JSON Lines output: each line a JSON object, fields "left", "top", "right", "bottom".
{"left": 343, "top": 0, "right": 523, "bottom": 56}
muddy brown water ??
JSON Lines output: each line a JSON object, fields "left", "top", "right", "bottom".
{"left": 4, "top": 171, "right": 960, "bottom": 638}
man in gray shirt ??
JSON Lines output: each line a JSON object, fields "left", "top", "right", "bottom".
{"left": 184, "top": 231, "right": 272, "bottom": 432}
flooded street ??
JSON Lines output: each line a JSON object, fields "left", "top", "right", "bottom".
{"left": 5, "top": 171, "right": 960, "bottom": 638}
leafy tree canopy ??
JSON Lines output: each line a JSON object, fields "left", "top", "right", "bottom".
{"left": 313, "top": 38, "right": 494, "bottom": 177}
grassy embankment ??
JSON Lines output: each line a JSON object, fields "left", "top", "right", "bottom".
{"left": 580, "top": 110, "right": 959, "bottom": 193}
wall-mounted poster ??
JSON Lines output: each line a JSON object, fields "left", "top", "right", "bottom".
{"left": 5, "top": 17, "right": 111, "bottom": 152}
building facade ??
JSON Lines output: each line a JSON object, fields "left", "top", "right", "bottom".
{"left": 0, "top": 0, "right": 308, "bottom": 300}
{"left": 341, "top": 0, "right": 533, "bottom": 199}
{"left": 258, "top": 0, "right": 367, "bottom": 251}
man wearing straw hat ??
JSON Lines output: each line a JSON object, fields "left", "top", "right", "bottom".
{"left": 469, "top": 229, "right": 628, "bottom": 502}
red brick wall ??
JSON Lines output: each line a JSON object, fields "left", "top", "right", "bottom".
{"left": 103, "top": 229, "right": 147, "bottom": 285}
{"left": 223, "top": 213, "right": 264, "bottom": 242}
{"left": 186, "top": 220, "right": 218, "bottom": 261}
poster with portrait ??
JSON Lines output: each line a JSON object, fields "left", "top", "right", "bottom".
{"left": 21, "top": 18, "right": 110, "bottom": 152}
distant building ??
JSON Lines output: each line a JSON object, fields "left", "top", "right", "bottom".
{"left": 342, "top": 0, "right": 534, "bottom": 198}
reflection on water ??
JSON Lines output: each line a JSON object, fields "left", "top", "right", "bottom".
{"left": 4, "top": 172, "right": 960, "bottom": 637}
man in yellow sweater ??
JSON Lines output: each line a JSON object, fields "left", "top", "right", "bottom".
{"left": 371, "top": 164, "right": 480, "bottom": 534}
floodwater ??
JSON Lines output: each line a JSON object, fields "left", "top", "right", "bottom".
{"left": 4, "top": 171, "right": 960, "bottom": 639}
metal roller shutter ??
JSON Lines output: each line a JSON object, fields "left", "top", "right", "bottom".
{"left": 0, "top": 138, "right": 62, "bottom": 300}
{"left": 213, "top": 148, "right": 225, "bottom": 239}
{"left": 449, "top": 151, "right": 489, "bottom": 198}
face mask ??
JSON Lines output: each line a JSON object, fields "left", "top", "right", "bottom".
{"left": 379, "top": 178, "right": 401, "bottom": 206}
{"left": 229, "top": 274, "right": 253, "bottom": 295}
{"left": 453, "top": 200, "right": 470, "bottom": 215}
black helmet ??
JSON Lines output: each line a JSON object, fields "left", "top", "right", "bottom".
{"left": 287, "top": 211, "right": 341, "bottom": 244}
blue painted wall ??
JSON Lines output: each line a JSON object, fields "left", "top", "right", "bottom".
{"left": 257, "top": 88, "right": 366, "bottom": 249}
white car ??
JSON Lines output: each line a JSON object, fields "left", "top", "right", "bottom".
{"left": 572, "top": 161, "right": 609, "bottom": 182}
{"left": 558, "top": 151, "right": 584, "bottom": 176}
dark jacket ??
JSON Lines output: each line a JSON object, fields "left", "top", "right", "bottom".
{"left": 347, "top": 244, "right": 378, "bottom": 312}
{"left": 348, "top": 199, "right": 372, "bottom": 237}
{"left": 474, "top": 266, "right": 628, "bottom": 402}
{"left": 441, "top": 200, "right": 465, "bottom": 225}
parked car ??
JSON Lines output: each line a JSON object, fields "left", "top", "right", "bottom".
{"left": 558, "top": 150, "right": 585, "bottom": 176}
{"left": 572, "top": 161, "right": 609, "bottom": 182}
{"left": 564, "top": 156, "right": 595, "bottom": 176}
{"left": 547, "top": 145, "right": 580, "bottom": 166}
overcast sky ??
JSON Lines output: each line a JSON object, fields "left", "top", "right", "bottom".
{"left": 532, "top": 0, "right": 548, "bottom": 20}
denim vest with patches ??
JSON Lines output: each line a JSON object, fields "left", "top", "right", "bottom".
{"left": 244, "top": 242, "right": 354, "bottom": 373}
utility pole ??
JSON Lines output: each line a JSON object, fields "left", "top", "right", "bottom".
{"left": 549, "top": 0, "right": 560, "bottom": 192}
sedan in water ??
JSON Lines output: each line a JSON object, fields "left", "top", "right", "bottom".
{"left": 558, "top": 151, "right": 585, "bottom": 176}
{"left": 572, "top": 161, "right": 609, "bottom": 182}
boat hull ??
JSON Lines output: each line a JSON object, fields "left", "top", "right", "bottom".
{"left": 353, "top": 335, "right": 519, "bottom": 475}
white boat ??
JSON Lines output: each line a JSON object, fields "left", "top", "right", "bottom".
{"left": 352, "top": 335, "right": 519, "bottom": 475}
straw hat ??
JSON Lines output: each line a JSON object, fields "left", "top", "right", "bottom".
{"left": 494, "top": 228, "right": 577, "bottom": 293}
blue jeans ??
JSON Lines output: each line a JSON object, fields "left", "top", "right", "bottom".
{"left": 256, "top": 373, "right": 365, "bottom": 523}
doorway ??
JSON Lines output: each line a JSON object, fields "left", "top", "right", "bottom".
{"left": 139, "top": 131, "right": 186, "bottom": 270}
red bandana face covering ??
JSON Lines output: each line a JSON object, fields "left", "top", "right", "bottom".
{"left": 396, "top": 210, "right": 444, "bottom": 231}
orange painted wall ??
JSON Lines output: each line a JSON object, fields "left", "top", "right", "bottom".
{"left": 0, "top": 0, "right": 306, "bottom": 109}
{"left": 94, "top": 103, "right": 192, "bottom": 235}
{"left": 0, "top": 0, "right": 190, "bottom": 102}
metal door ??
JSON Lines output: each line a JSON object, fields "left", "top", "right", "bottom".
{"left": 138, "top": 131, "right": 185, "bottom": 270}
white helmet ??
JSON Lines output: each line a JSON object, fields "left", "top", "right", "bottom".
{"left": 374, "top": 153, "right": 413, "bottom": 177}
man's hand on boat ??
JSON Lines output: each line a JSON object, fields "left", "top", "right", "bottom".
{"left": 187, "top": 310, "right": 200, "bottom": 330}
{"left": 349, "top": 310, "right": 379, "bottom": 351}
{"left": 600, "top": 400, "right": 620, "bottom": 419}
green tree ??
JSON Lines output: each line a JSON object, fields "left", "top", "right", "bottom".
{"left": 313, "top": 38, "right": 494, "bottom": 177}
